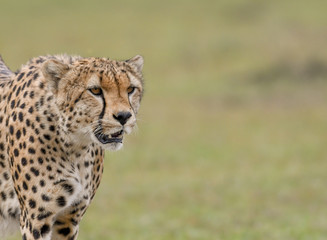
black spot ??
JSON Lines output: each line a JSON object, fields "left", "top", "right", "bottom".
{"left": 12, "top": 112, "right": 17, "bottom": 121}
{"left": 95, "top": 175, "right": 100, "bottom": 184}
{"left": 22, "top": 82, "right": 27, "bottom": 90}
{"left": 56, "top": 196, "right": 66, "bottom": 207}
{"left": 62, "top": 183, "right": 74, "bottom": 195}
{"left": 20, "top": 103, "right": 26, "bottom": 109}
{"left": 17, "top": 72, "right": 25, "bottom": 81}
{"left": 10, "top": 100, "right": 15, "bottom": 109}
{"left": 33, "top": 229, "right": 40, "bottom": 239}
{"left": 70, "top": 208, "right": 78, "bottom": 215}
{"left": 41, "top": 194, "right": 51, "bottom": 202}
{"left": 3, "top": 172, "right": 9, "bottom": 180}
{"left": 16, "top": 130, "right": 21, "bottom": 140}
{"left": 54, "top": 220, "right": 64, "bottom": 225}
{"left": 9, "top": 125, "right": 14, "bottom": 135}
{"left": 30, "top": 167, "right": 39, "bottom": 176}
{"left": 13, "top": 149, "right": 19, "bottom": 157}
{"left": 22, "top": 181, "right": 28, "bottom": 190}
{"left": 28, "top": 148, "right": 35, "bottom": 154}
{"left": 7, "top": 89, "right": 13, "bottom": 100}
{"left": 21, "top": 158, "right": 27, "bottom": 166}
{"left": 0, "top": 161, "right": 5, "bottom": 168}
{"left": 33, "top": 73, "right": 39, "bottom": 80}
{"left": 1, "top": 192, "right": 6, "bottom": 201}
{"left": 36, "top": 59, "right": 44, "bottom": 64}
{"left": 28, "top": 106, "right": 34, "bottom": 114}
{"left": 37, "top": 211, "right": 52, "bottom": 221}
{"left": 26, "top": 71, "right": 33, "bottom": 77}
{"left": 38, "top": 157, "right": 43, "bottom": 165}
{"left": 16, "top": 86, "right": 21, "bottom": 97}
{"left": 18, "top": 112, "right": 24, "bottom": 122}
{"left": 40, "top": 180, "right": 45, "bottom": 187}
{"left": 28, "top": 199, "right": 36, "bottom": 208}
{"left": 25, "top": 173, "right": 31, "bottom": 181}
{"left": 43, "top": 134, "right": 51, "bottom": 141}
{"left": 9, "top": 190, "right": 15, "bottom": 198}
{"left": 58, "top": 227, "right": 71, "bottom": 236}
{"left": 40, "top": 224, "right": 50, "bottom": 236}
{"left": 32, "top": 186, "right": 37, "bottom": 193}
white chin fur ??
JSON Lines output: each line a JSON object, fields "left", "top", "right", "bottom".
{"left": 103, "top": 142, "right": 123, "bottom": 151}
{"left": 124, "top": 126, "right": 133, "bottom": 134}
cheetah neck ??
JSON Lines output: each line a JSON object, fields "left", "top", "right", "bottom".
{"left": 37, "top": 90, "right": 96, "bottom": 160}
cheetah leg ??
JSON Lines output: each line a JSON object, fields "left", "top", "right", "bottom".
{"left": 19, "top": 209, "right": 53, "bottom": 240}
{"left": 51, "top": 212, "right": 82, "bottom": 240}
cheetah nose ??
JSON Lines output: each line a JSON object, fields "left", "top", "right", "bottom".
{"left": 113, "top": 111, "right": 132, "bottom": 125}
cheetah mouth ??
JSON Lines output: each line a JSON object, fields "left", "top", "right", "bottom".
{"left": 95, "top": 130, "right": 123, "bottom": 144}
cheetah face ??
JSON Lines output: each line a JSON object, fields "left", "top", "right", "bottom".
{"left": 42, "top": 55, "right": 144, "bottom": 151}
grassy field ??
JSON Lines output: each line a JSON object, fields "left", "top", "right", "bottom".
{"left": 2, "top": 0, "right": 327, "bottom": 239}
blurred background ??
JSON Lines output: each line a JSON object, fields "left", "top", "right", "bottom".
{"left": 2, "top": 0, "right": 327, "bottom": 239}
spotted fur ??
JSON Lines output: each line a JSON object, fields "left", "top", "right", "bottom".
{"left": 0, "top": 54, "right": 144, "bottom": 239}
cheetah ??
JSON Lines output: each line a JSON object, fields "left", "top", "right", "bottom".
{"left": 0, "top": 54, "right": 144, "bottom": 239}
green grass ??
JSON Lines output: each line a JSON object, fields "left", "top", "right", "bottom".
{"left": 2, "top": 0, "right": 327, "bottom": 239}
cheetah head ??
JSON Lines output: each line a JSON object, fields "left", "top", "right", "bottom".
{"left": 42, "top": 55, "right": 144, "bottom": 151}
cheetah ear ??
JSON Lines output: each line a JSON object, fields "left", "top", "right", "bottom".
{"left": 42, "top": 59, "right": 70, "bottom": 93}
{"left": 126, "top": 55, "right": 144, "bottom": 72}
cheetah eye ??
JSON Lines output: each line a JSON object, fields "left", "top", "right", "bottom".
{"left": 89, "top": 87, "right": 103, "bottom": 96}
{"left": 127, "top": 86, "right": 136, "bottom": 95}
